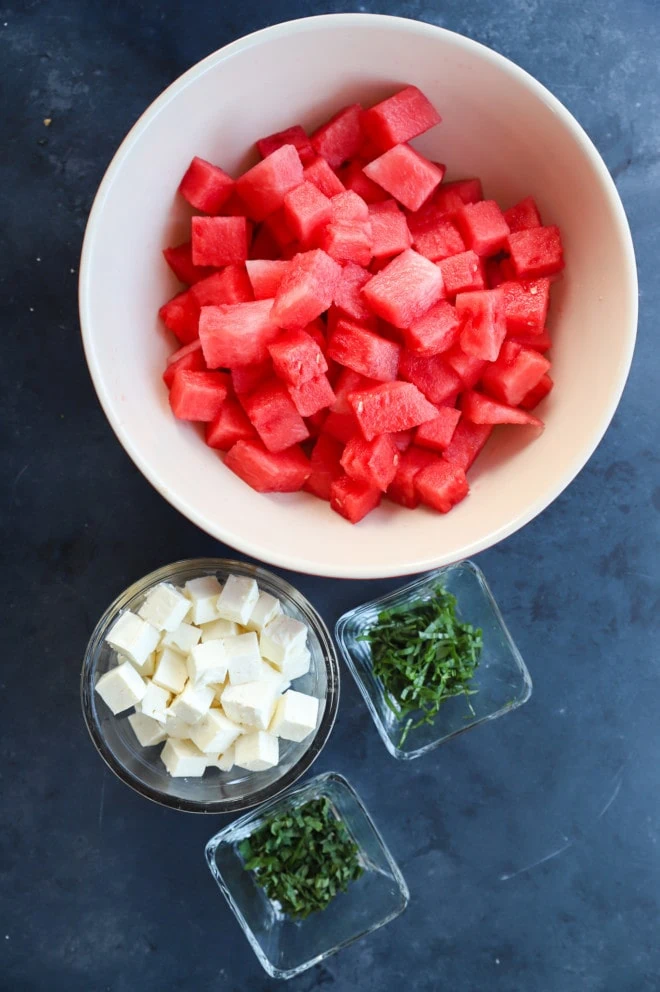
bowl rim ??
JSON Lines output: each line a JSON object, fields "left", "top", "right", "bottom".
{"left": 80, "top": 557, "right": 340, "bottom": 813}
{"left": 79, "top": 13, "right": 638, "bottom": 580}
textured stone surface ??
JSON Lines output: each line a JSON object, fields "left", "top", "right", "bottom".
{"left": 1, "top": 1, "right": 659, "bottom": 990}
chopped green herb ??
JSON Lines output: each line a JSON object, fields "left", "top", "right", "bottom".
{"left": 359, "top": 585, "right": 483, "bottom": 746}
{"left": 238, "top": 797, "right": 363, "bottom": 919}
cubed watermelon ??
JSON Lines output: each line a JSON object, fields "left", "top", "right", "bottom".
{"left": 169, "top": 370, "right": 229, "bottom": 421}
{"left": 362, "top": 85, "right": 441, "bottom": 151}
{"left": 306, "top": 409, "right": 329, "bottom": 437}
{"left": 159, "top": 289, "right": 200, "bottom": 344}
{"left": 437, "top": 250, "right": 485, "bottom": 297}
{"left": 504, "top": 196, "right": 542, "bottom": 233}
{"left": 457, "top": 200, "right": 510, "bottom": 257}
{"left": 456, "top": 288, "right": 507, "bottom": 361}
{"left": 287, "top": 373, "right": 336, "bottom": 417}
{"left": 303, "top": 156, "right": 346, "bottom": 197}
{"left": 257, "top": 125, "right": 315, "bottom": 165}
{"left": 311, "top": 103, "right": 365, "bottom": 169}
{"left": 509, "top": 329, "right": 552, "bottom": 352}
{"left": 163, "top": 341, "right": 206, "bottom": 388}
{"left": 368, "top": 200, "right": 412, "bottom": 258}
{"left": 330, "top": 475, "right": 382, "bottom": 523}
{"left": 262, "top": 207, "right": 296, "bottom": 249}
{"left": 348, "top": 381, "right": 438, "bottom": 440}
{"left": 323, "top": 410, "right": 360, "bottom": 443}
{"left": 191, "top": 216, "right": 248, "bottom": 267}
{"left": 205, "top": 398, "right": 256, "bottom": 450}
{"left": 283, "top": 181, "right": 333, "bottom": 246}
{"left": 163, "top": 242, "right": 214, "bottom": 285}
{"left": 398, "top": 351, "right": 462, "bottom": 405}
{"left": 231, "top": 360, "right": 273, "bottom": 396}
{"left": 280, "top": 240, "right": 305, "bottom": 260}
{"left": 338, "top": 159, "right": 390, "bottom": 204}
{"left": 403, "top": 300, "right": 461, "bottom": 355}
{"left": 415, "top": 459, "right": 469, "bottom": 513}
{"left": 304, "top": 434, "right": 345, "bottom": 500}
{"left": 225, "top": 439, "right": 311, "bottom": 492}
{"left": 461, "top": 390, "right": 543, "bottom": 427}
{"left": 410, "top": 216, "right": 465, "bottom": 262}
{"left": 519, "top": 373, "right": 554, "bottom": 410}
{"left": 245, "top": 259, "right": 290, "bottom": 300}
{"left": 442, "top": 420, "right": 492, "bottom": 471}
{"left": 331, "top": 368, "right": 380, "bottom": 413}
{"left": 333, "top": 262, "right": 373, "bottom": 322}
{"left": 271, "top": 249, "right": 342, "bottom": 329}
{"left": 236, "top": 144, "right": 304, "bottom": 221}
{"left": 340, "top": 433, "right": 400, "bottom": 491}
{"left": 507, "top": 226, "right": 564, "bottom": 278}
{"left": 320, "top": 221, "right": 373, "bottom": 267}
{"left": 387, "top": 447, "right": 438, "bottom": 508}
{"left": 179, "top": 156, "right": 234, "bottom": 214}
{"left": 484, "top": 258, "right": 506, "bottom": 289}
{"left": 500, "top": 278, "right": 550, "bottom": 333}
{"left": 328, "top": 319, "right": 401, "bottom": 381}
{"left": 481, "top": 340, "right": 551, "bottom": 406}
{"left": 249, "top": 224, "right": 281, "bottom": 261}
{"left": 303, "top": 317, "right": 328, "bottom": 353}
{"left": 363, "top": 249, "right": 444, "bottom": 329}
{"left": 331, "top": 190, "right": 370, "bottom": 223}
{"left": 392, "top": 429, "right": 414, "bottom": 452}
{"left": 415, "top": 406, "right": 462, "bottom": 452}
{"left": 363, "top": 145, "right": 444, "bottom": 212}
{"left": 268, "top": 328, "right": 328, "bottom": 386}
{"left": 242, "top": 380, "right": 310, "bottom": 452}
{"left": 443, "top": 344, "right": 487, "bottom": 389}
{"left": 199, "top": 300, "right": 281, "bottom": 368}
{"left": 435, "top": 178, "right": 483, "bottom": 210}
{"left": 191, "top": 266, "right": 254, "bottom": 307}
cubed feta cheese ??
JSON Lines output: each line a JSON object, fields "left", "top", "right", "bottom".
{"left": 168, "top": 681, "right": 215, "bottom": 725}
{"left": 138, "top": 582, "right": 191, "bottom": 631}
{"left": 200, "top": 618, "right": 240, "bottom": 642}
{"left": 245, "top": 592, "right": 282, "bottom": 633}
{"left": 127, "top": 712, "right": 167, "bottom": 747}
{"left": 187, "top": 641, "right": 228, "bottom": 686}
{"left": 189, "top": 709, "right": 243, "bottom": 754}
{"left": 225, "top": 632, "right": 262, "bottom": 685}
{"left": 222, "top": 681, "right": 279, "bottom": 730}
{"left": 160, "top": 739, "right": 207, "bottom": 777}
{"left": 137, "top": 679, "right": 171, "bottom": 722}
{"left": 206, "top": 745, "right": 235, "bottom": 772}
{"left": 95, "top": 660, "right": 146, "bottom": 715}
{"left": 106, "top": 611, "right": 160, "bottom": 667}
{"left": 258, "top": 660, "right": 290, "bottom": 694}
{"left": 152, "top": 647, "right": 188, "bottom": 695}
{"left": 184, "top": 575, "right": 223, "bottom": 625}
{"left": 260, "top": 615, "right": 308, "bottom": 669}
{"left": 120, "top": 651, "right": 155, "bottom": 678}
{"left": 216, "top": 575, "right": 259, "bottom": 625}
{"left": 280, "top": 645, "right": 312, "bottom": 681}
{"left": 234, "top": 731, "right": 279, "bottom": 771}
{"left": 160, "top": 621, "right": 202, "bottom": 654}
{"left": 269, "top": 690, "right": 319, "bottom": 742}
{"left": 162, "top": 710, "right": 194, "bottom": 739}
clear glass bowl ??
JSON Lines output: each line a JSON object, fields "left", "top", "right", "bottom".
{"left": 205, "top": 771, "right": 409, "bottom": 979}
{"left": 80, "top": 559, "right": 340, "bottom": 813}
{"left": 335, "top": 560, "right": 532, "bottom": 760}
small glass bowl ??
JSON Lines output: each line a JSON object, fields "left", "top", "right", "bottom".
{"left": 335, "top": 560, "right": 532, "bottom": 760}
{"left": 205, "top": 771, "right": 409, "bottom": 979}
{"left": 80, "top": 558, "right": 340, "bottom": 813}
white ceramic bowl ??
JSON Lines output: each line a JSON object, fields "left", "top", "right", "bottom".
{"left": 79, "top": 13, "right": 637, "bottom": 579}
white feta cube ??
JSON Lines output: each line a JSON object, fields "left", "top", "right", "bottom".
{"left": 269, "top": 690, "right": 319, "bottom": 742}
{"left": 160, "top": 621, "right": 201, "bottom": 654}
{"left": 168, "top": 682, "right": 214, "bottom": 725}
{"left": 162, "top": 709, "right": 194, "bottom": 739}
{"left": 221, "top": 681, "right": 278, "bottom": 731}
{"left": 119, "top": 651, "right": 155, "bottom": 678}
{"left": 185, "top": 575, "right": 223, "bottom": 625}
{"left": 152, "top": 647, "right": 188, "bottom": 695}
{"left": 260, "top": 615, "right": 308, "bottom": 669}
{"left": 106, "top": 611, "right": 160, "bottom": 667}
{"left": 138, "top": 582, "right": 191, "bottom": 631}
{"left": 234, "top": 731, "right": 279, "bottom": 771}
{"left": 160, "top": 738, "right": 207, "bottom": 777}
{"left": 258, "top": 661, "right": 290, "bottom": 694}
{"left": 189, "top": 709, "right": 243, "bottom": 754}
{"left": 225, "top": 632, "right": 262, "bottom": 685}
{"left": 245, "top": 592, "right": 282, "bottom": 634}
{"left": 137, "top": 680, "right": 171, "bottom": 722}
{"left": 216, "top": 575, "right": 259, "bottom": 625}
{"left": 200, "top": 618, "right": 240, "bottom": 642}
{"left": 127, "top": 712, "right": 167, "bottom": 747}
{"left": 95, "top": 660, "right": 146, "bottom": 715}
{"left": 187, "top": 641, "right": 228, "bottom": 687}
{"left": 206, "top": 745, "right": 235, "bottom": 772}
{"left": 280, "top": 645, "right": 312, "bottom": 682}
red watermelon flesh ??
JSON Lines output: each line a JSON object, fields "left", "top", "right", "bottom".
{"left": 236, "top": 144, "right": 304, "bottom": 221}
{"left": 481, "top": 340, "right": 551, "bottom": 406}
{"left": 283, "top": 181, "right": 332, "bottom": 246}
{"left": 507, "top": 226, "right": 564, "bottom": 279}
{"left": 348, "top": 381, "right": 438, "bottom": 440}
{"left": 205, "top": 398, "right": 256, "bottom": 450}
{"left": 242, "top": 380, "right": 310, "bottom": 452}
{"left": 225, "top": 439, "right": 311, "bottom": 492}
{"left": 331, "top": 368, "right": 380, "bottom": 414}
{"left": 368, "top": 200, "right": 412, "bottom": 258}
{"left": 330, "top": 475, "right": 382, "bottom": 523}
{"left": 179, "top": 156, "right": 234, "bottom": 214}
{"left": 500, "top": 278, "right": 550, "bottom": 333}
{"left": 271, "top": 249, "right": 342, "bottom": 329}
{"left": 333, "top": 262, "right": 373, "bottom": 322}
{"left": 328, "top": 319, "right": 400, "bottom": 382}
{"left": 461, "top": 390, "right": 543, "bottom": 427}
{"left": 411, "top": 216, "right": 465, "bottom": 262}
{"left": 388, "top": 447, "right": 438, "bottom": 508}
{"left": 392, "top": 429, "right": 414, "bottom": 452}
{"left": 509, "top": 329, "right": 552, "bottom": 352}
{"left": 504, "top": 196, "right": 542, "bottom": 233}
{"left": 323, "top": 410, "right": 360, "bottom": 444}
{"left": 403, "top": 300, "right": 461, "bottom": 355}
{"left": 362, "top": 85, "right": 441, "bottom": 151}
{"left": 169, "top": 370, "right": 229, "bottom": 421}
{"left": 437, "top": 250, "right": 485, "bottom": 297}
{"left": 268, "top": 327, "right": 328, "bottom": 386}
{"left": 159, "top": 289, "right": 200, "bottom": 344}
{"left": 231, "top": 359, "right": 273, "bottom": 396}
{"left": 304, "top": 434, "right": 345, "bottom": 500}
{"left": 257, "top": 125, "right": 315, "bottom": 165}
{"left": 415, "top": 459, "right": 469, "bottom": 513}
{"left": 249, "top": 224, "right": 281, "bottom": 262}
{"left": 163, "top": 341, "right": 206, "bottom": 389}
{"left": 163, "top": 242, "right": 215, "bottom": 285}
{"left": 191, "top": 267, "right": 254, "bottom": 307}
{"left": 263, "top": 207, "right": 296, "bottom": 249}
{"left": 520, "top": 373, "right": 554, "bottom": 410}
{"left": 331, "top": 190, "right": 370, "bottom": 223}
{"left": 287, "top": 373, "right": 336, "bottom": 417}
{"left": 456, "top": 288, "right": 507, "bottom": 361}
{"left": 443, "top": 344, "right": 487, "bottom": 389}
{"left": 311, "top": 103, "right": 365, "bottom": 170}
{"left": 442, "top": 420, "right": 492, "bottom": 471}
{"left": 457, "top": 200, "right": 510, "bottom": 257}
{"left": 340, "top": 433, "right": 400, "bottom": 491}
{"left": 303, "top": 156, "right": 346, "bottom": 198}
{"left": 363, "top": 144, "right": 444, "bottom": 212}
{"left": 362, "top": 249, "right": 445, "bottom": 329}
{"left": 199, "top": 300, "right": 281, "bottom": 368}
{"left": 191, "top": 216, "right": 248, "bottom": 267}
{"left": 399, "top": 351, "right": 462, "bottom": 405}
{"left": 338, "top": 159, "right": 390, "bottom": 204}
{"left": 246, "top": 259, "right": 290, "bottom": 300}
{"left": 415, "top": 406, "right": 462, "bottom": 451}
{"left": 320, "top": 221, "right": 373, "bottom": 267}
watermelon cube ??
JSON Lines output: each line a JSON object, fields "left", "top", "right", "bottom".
{"left": 169, "top": 370, "right": 229, "bottom": 421}
{"left": 398, "top": 351, "right": 462, "bottom": 405}
{"left": 163, "top": 242, "right": 214, "bottom": 285}
{"left": 331, "top": 368, "right": 380, "bottom": 413}
{"left": 271, "top": 249, "right": 342, "bottom": 329}
{"left": 415, "top": 406, "right": 462, "bottom": 452}
{"left": 225, "top": 439, "right": 311, "bottom": 492}
{"left": 231, "top": 359, "right": 273, "bottom": 396}
{"left": 362, "top": 85, "right": 441, "bottom": 151}
{"left": 311, "top": 104, "right": 365, "bottom": 169}
{"left": 348, "top": 381, "right": 438, "bottom": 440}
{"left": 328, "top": 319, "right": 401, "bottom": 381}
{"left": 507, "top": 226, "right": 564, "bottom": 278}
{"left": 520, "top": 373, "right": 554, "bottom": 410}
{"left": 403, "top": 300, "right": 461, "bottom": 355}
{"left": 410, "top": 216, "right": 465, "bottom": 262}
{"left": 302, "top": 317, "right": 328, "bottom": 354}
{"left": 340, "top": 433, "right": 400, "bottom": 491}
{"left": 338, "top": 159, "right": 388, "bottom": 203}
{"left": 330, "top": 475, "right": 382, "bottom": 523}
{"left": 199, "top": 300, "right": 281, "bottom": 368}
{"left": 456, "top": 288, "right": 507, "bottom": 361}
{"left": 438, "top": 178, "right": 483, "bottom": 206}
{"left": 262, "top": 207, "right": 296, "bottom": 249}
{"left": 304, "top": 434, "right": 345, "bottom": 500}
{"left": 481, "top": 340, "right": 551, "bottom": 406}
{"left": 257, "top": 124, "right": 315, "bottom": 165}
{"left": 159, "top": 289, "right": 200, "bottom": 344}
{"left": 268, "top": 328, "right": 328, "bottom": 387}
{"left": 287, "top": 373, "right": 336, "bottom": 417}
{"left": 504, "top": 196, "right": 542, "bottom": 233}
{"left": 306, "top": 409, "right": 329, "bottom": 436}
{"left": 415, "top": 459, "right": 469, "bottom": 513}
{"left": 509, "top": 329, "right": 552, "bottom": 352}
{"left": 461, "top": 390, "right": 543, "bottom": 427}
{"left": 283, "top": 181, "right": 333, "bottom": 246}
{"left": 246, "top": 259, "right": 290, "bottom": 300}
{"left": 303, "top": 156, "right": 346, "bottom": 198}
{"left": 437, "top": 250, "right": 485, "bottom": 297}
{"left": 249, "top": 224, "right": 281, "bottom": 261}
{"left": 456, "top": 200, "right": 510, "bottom": 257}
{"left": 162, "top": 341, "right": 206, "bottom": 389}
{"left": 333, "top": 262, "right": 373, "bottom": 322}
{"left": 320, "top": 221, "right": 373, "bottom": 267}
{"left": 363, "top": 144, "right": 444, "bottom": 212}
{"left": 500, "top": 278, "right": 550, "bottom": 333}
{"left": 323, "top": 410, "right": 360, "bottom": 443}
{"left": 387, "top": 447, "right": 438, "bottom": 508}
{"left": 392, "top": 429, "right": 414, "bottom": 452}
{"left": 205, "top": 398, "right": 256, "bottom": 450}
{"left": 443, "top": 344, "right": 487, "bottom": 389}
{"left": 368, "top": 200, "right": 412, "bottom": 258}
{"left": 331, "top": 190, "right": 370, "bottom": 223}
{"left": 191, "top": 266, "right": 254, "bottom": 307}
{"left": 179, "top": 156, "right": 234, "bottom": 214}
{"left": 191, "top": 216, "right": 248, "bottom": 267}
{"left": 236, "top": 144, "right": 304, "bottom": 221}
{"left": 363, "top": 249, "right": 445, "bottom": 329}
{"left": 484, "top": 258, "right": 506, "bottom": 289}
{"left": 441, "top": 420, "right": 492, "bottom": 471}
{"left": 242, "top": 380, "right": 310, "bottom": 452}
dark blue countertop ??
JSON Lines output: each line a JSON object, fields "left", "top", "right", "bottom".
{"left": 2, "top": 2, "right": 659, "bottom": 990}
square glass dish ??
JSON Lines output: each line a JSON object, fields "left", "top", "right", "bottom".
{"left": 335, "top": 560, "right": 532, "bottom": 760}
{"left": 205, "top": 771, "right": 409, "bottom": 979}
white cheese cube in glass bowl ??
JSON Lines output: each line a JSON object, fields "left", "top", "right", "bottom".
{"left": 80, "top": 559, "right": 339, "bottom": 813}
